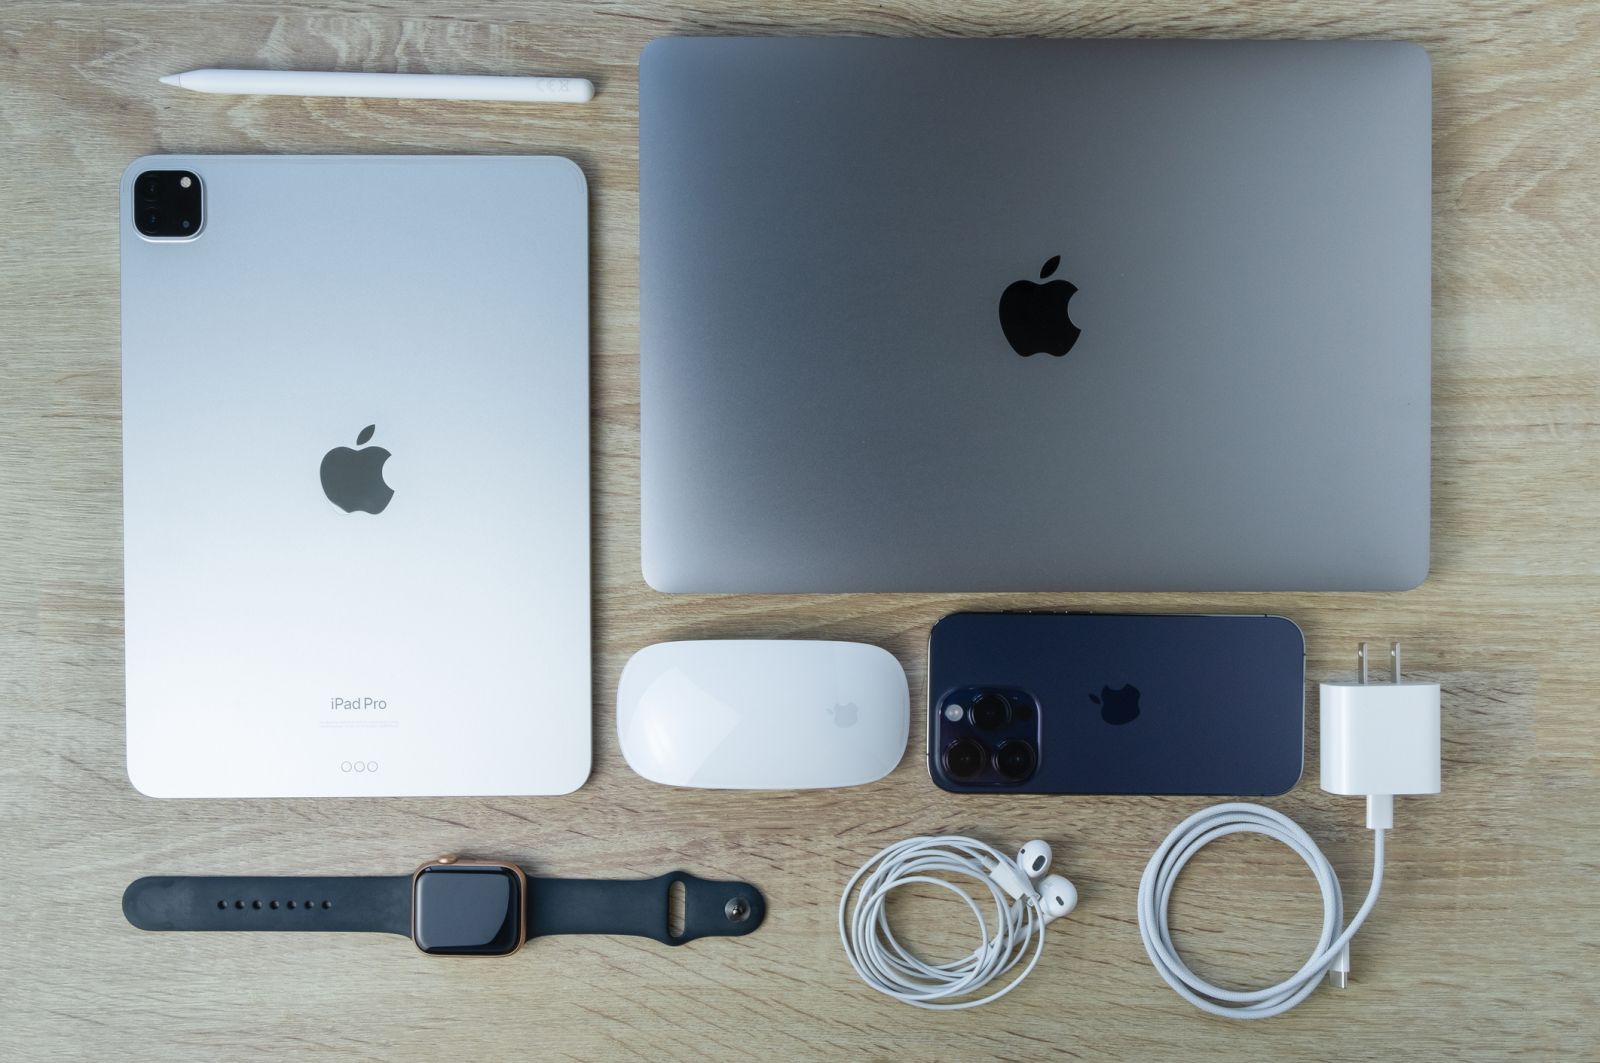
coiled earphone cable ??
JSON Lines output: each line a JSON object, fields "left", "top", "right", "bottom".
{"left": 839, "top": 835, "right": 1073, "bottom": 1010}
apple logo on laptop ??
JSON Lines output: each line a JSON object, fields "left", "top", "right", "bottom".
{"left": 998, "top": 255, "right": 1080, "bottom": 357}
{"left": 1090, "top": 684, "right": 1140, "bottom": 725}
{"left": 827, "top": 702, "right": 859, "bottom": 728}
{"left": 320, "top": 424, "right": 394, "bottom": 514}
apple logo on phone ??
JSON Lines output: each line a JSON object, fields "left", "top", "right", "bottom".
{"left": 320, "top": 424, "right": 394, "bottom": 514}
{"left": 827, "top": 702, "right": 859, "bottom": 728}
{"left": 1090, "top": 684, "right": 1140, "bottom": 725}
{"left": 998, "top": 255, "right": 1080, "bottom": 357}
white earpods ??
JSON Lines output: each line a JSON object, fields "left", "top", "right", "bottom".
{"left": 1016, "top": 839, "right": 1053, "bottom": 881}
{"left": 842, "top": 834, "right": 1080, "bottom": 1009}
{"left": 990, "top": 840, "right": 1075, "bottom": 925}
{"left": 1037, "top": 874, "right": 1078, "bottom": 923}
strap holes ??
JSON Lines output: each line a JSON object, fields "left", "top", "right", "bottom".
{"left": 287, "top": 901, "right": 296, "bottom": 910}
{"left": 234, "top": 900, "right": 244, "bottom": 910}
{"left": 269, "top": 900, "right": 280, "bottom": 910}
{"left": 251, "top": 900, "right": 262, "bottom": 910}
{"left": 216, "top": 900, "right": 226, "bottom": 910}
{"left": 667, "top": 879, "right": 686, "bottom": 939}
{"left": 304, "top": 900, "right": 313, "bottom": 910}
{"left": 321, "top": 900, "right": 332, "bottom": 910}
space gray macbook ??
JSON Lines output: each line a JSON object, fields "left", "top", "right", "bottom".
{"left": 639, "top": 37, "right": 1431, "bottom": 592}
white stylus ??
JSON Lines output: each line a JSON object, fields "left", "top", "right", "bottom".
{"left": 159, "top": 68, "right": 594, "bottom": 104}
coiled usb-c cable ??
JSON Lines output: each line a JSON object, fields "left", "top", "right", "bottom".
{"left": 1136, "top": 802, "right": 1385, "bottom": 1020}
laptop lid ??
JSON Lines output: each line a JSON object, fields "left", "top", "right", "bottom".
{"left": 122, "top": 155, "right": 591, "bottom": 797}
{"left": 640, "top": 38, "right": 1431, "bottom": 592}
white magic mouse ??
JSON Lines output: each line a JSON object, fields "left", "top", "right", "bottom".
{"left": 618, "top": 640, "right": 909, "bottom": 789}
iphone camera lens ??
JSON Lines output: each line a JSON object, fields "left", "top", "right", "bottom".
{"left": 942, "top": 738, "right": 985, "bottom": 780}
{"left": 994, "top": 740, "right": 1037, "bottom": 782}
{"left": 970, "top": 692, "right": 1011, "bottom": 730}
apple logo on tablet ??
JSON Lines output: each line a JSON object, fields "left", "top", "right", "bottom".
{"left": 320, "top": 424, "right": 394, "bottom": 514}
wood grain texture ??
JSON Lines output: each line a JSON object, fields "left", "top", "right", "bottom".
{"left": 2, "top": 2, "right": 1597, "bottom": 1060}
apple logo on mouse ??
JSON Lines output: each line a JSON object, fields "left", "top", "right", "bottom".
{"left": 827, "top": 702, "right": 859, "bottom": 728}
{"left": 1090, "top": 684, "right": 1140, "bottom": 725}
{"left": 998, "top": 255, "right": 1081, "bottom": 357}
{"left": 320, "top": 424, "right": 394, "bottom": 514}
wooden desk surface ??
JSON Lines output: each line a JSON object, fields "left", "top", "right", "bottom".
{"left": 2, "top": 2, "right": 1596, "bottom": 1060}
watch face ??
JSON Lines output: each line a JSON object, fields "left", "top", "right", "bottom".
{"left": 412, "top": 865, "right": 524, "bottom": 956}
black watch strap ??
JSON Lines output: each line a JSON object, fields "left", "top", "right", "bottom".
{"left": 527, "top": 872, "right": 765, "bottom": 945}
{"left": 122, "top": 875, "right": 412, "bottom": 936}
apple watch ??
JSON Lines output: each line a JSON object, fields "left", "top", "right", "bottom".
{"left": 123, "top": 856, "right": 765, "bottom": 956}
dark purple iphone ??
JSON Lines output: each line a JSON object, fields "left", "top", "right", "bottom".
{"left": 927, "top": 612, "right": 1305, "bottom": 796}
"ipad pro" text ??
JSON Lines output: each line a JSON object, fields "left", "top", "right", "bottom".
{"left": 330, "top": 696, "right": 387, "bottom": 711}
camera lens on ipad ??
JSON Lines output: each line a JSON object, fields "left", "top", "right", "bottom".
{"left": 133, "top": 170, "right": 202, "bottom": 238}
{"left": 994, "top": 740, "right": 1037, "bottom": 781}
{"left": 942, "top": 738, "right": 985, "bottom": 780}
{"left": 970, "top": 692, "right": 1011, "bottom": 730}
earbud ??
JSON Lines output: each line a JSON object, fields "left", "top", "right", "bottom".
{"left": 1036, "top": 874, "right": 1078, "bottom": 923}
{"left": 1017, "top": 841, "right": 1073, "bottom": 924}
{"left": 1016, "top": 840, "right": 1053, "bottom": 882}
{"left": 990, "top": 840, "right": 1057, "bottom": 902}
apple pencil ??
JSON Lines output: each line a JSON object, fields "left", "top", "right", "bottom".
{"left": 159, "top": 68, "right": 594, "bottom": 104}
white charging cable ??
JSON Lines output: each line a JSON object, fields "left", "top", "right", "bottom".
{"left": 839, "top": 835, "right": 1076, "bottom": 1010}
{"left": 1136, "top": 802, "right": 1385, "bottom": 1020}
{"left": 1138, "top": 644, "right": 1441, "bottom": 1019}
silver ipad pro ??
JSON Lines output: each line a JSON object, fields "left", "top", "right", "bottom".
{"left": 640, "top": 38, "right": 1432, "bottom": 592}
{"left": 121, "top": 155, "right": 591, "bottom": 797}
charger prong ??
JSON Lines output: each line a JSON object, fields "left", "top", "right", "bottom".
{"left": 1358, "top": 642, "right": 1368, "bottom": 684}
{"left": 1391, "top": 641, "right": 1402, "bottom": 684}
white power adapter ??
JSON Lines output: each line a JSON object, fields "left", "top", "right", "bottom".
{"left": 1137, "top": 641, "right": 1443, "bottom": 1018}
{"left": 1320, "top": 641, "right": 1441, "bottom": 830}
